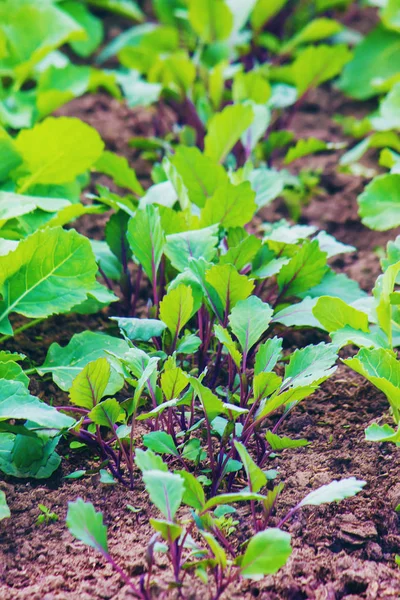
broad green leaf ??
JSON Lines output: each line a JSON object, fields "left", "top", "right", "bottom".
{"left": 365, "top": 423, "right": 400, "bottom": 443}
{"left": 143, "top": 432, "right": 178, "bottom": 456}
{"left": 277, "top": 240, "right": 327, "bottom": 298}
{"left": 381, "top": 0, "right": 400, "bottom": 32}
{"left": 358, "top": 174, "right": 400, "bottom": 231}
{"left": 0, "top": 228, "right": 97, "bottom": 336}
{"left": 254, "top": 337, "right": 283, "bottom": 375}
{"left": 189, "top": 257, "right": 224, "bottom": 320}
{"left": 69, "top": 358, "right": 110, "bottom": 410}
{"left": 67, "top": 498, "right": 108, "bottom": 553}
{"left": 189, "top": 377, "right": 226, "bottom": 422}
{"left": 150, "top": 518, "right": 182, "bottom": 542}
{"left": 0, "top": 490, "right": 10, "bottom": 520}
{"left": 265, "top": 431, "right": 309, "bottom": 451}
{"left": 62, "top": 1, "right": 104, "bottom": 57}
{"left": 240, "top": 528, "right": 291, "bottom": 578}
{"left": 89, "top": 398, "right": 125, "bottom": 428}
{"left": 127, "top": 205, "right": 165, "bottom": 283}
{"left": 164, "top": 146, "right": 227, "bottom": 208}
{"left": 220, "top": 234, "right": 261, "bottom": 270}
{"left": 0, "top": 379, "right": 74, "bottom": 430}
{"left": 159, "top": 284, "right": 193, "bottom": 338}
{"left": 95, "top": 150, "right": 144, "bottom": 195}
{"left": 202, "top": 492, "right": 266, "bottom": 512}
{"left": 175, "top": 470, "right": 206, "bottom": 510}
{"left": 135, "top": 448, "right": 168, "bottom": 472}
{"left": 37, "top": 331, "right": 129, "bottom": 392}
{"left": 188, "top": 0, "right": 233, "bottom": 42}
{"left": 0, "top": 137, "right": 22, "bottom": 182}
{"left": 331, "top": 326, "right": 387, "bottom": 350}
{"left": 297, "top": 270, "right": 366, "bottom": 304}
{"left": 314, "top": 231, "right": 355, "bottom": 258}
{"left": 165, "top": 226, "right": 219, "bottom": 272}
{"left": 161, "top": 363, "right": 188, "bottom": 400}
{"left": 312, "top": 297, "right": 369, "bottom": 333}
{"left": 273, "top": 297, "right": 321, "bottom": 329}
{"left": 0, "top": 191, "right": 70, "bottom": 225}
{"left": 338, "top": 26, "right": 400, "bottom": 99}
{"left": 253, "top": 372, "right": 282, "bottom": 402}
{"left": 15, "top": 117, "right": 104, "bottom": 192}
{"left": 0, "top": 351, "right": 28, "bottom": 387}
{"left": 111, "top": 317, "right": 166, "bottom": 341}
{"left": 234, "top": 441, "right": 266, "bottom": 493}
{"left": 214, "top": 325, "right": 242, "bottom": 368}
{"left": 280, "top": 18, "right": 342, "bottom": 55}
{"left": 284, "top": 138, "right": 327, "bottom": 164}
{"left": 204, "top": 104, "right": 254, "bottom": 163}
{"left": 284, "top": 342, "right": 338, "bottom": 389}
{"left": 288, "top": 44, "right": 352, "bottom": 96}
{"left": 143, "top": 470, "right": 184, "bottom": 520}
{"left": 229, "top": 296, "right": 273, "bottom": 356}
{"left": 0, "top": 432, "right": 62, "bottom": 479}
{"left": 343, "top": 347, "right": 400, "bottom": 411}
{"left": 299, "top": 477, "right": 366, "bottom": 507}
{"left": 206, "top": 264, "right": 254, "bottom": 312}
{"left": 251, "top": 0, "right": 288, "bottom": 32}
{"left": 200, "top": 180, "right": 257, "bottom": 229}
{"left": 233, "top": 71, "right": 271, "bottom": 104}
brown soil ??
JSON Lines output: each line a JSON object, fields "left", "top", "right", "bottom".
{"left": 2, "top": 10, "right": 400, "bottom": 600}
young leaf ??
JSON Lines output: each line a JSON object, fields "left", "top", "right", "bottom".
{"left": 214, "top": 325, "right": 242, "bottom": 369}
{"left": 206, "top": 264, "right": 254, "bottom": 312}
{"left": 62, "top": 1, "right": 104, "bottom": 57}
{"left": 15, "top": 117, "right": 104, "bottom": 191}
{"left": 204, "top": 104, "right": 254, "bottom": 163}
{"left": 312, "top": 297, "right": 369, "bottom": 333}
{"left": 165, "top": 226, "right": 219, "bottom": 272}
{"left": 279, "top": 18, "right": 342, "bottom": 55}
{"left": 150, "top": 518, "right": 182, "bottom": 542}
{"left": 188, "top": 0, "right": 233, "bottom": 42}
{"left": 358, "top": 174, "right": 400, "bottom": 231}
{"left": 229, "top": 296, "right": 273, "bottom": 356}
{"left": 111, "top": 317, "right": 167, "bottom": 341}
{"left": 202, "top": 492, "right": 266, "bottom": 512}
{"left": 265, "top": 431, "right": 309, "bottom": 451}
{"left": 240, "top": 528, "right": 291, "bottom": 578}
{"left": 159, "top": 284, "right": 193, "bottom": 338}
{"left": 201, "top": 531, "right": 227, "bottom": 569}
{"left": 200, "top": 180, "right": 257, "bottom": 229}
{"left": 143, "top": 470, "right": 184, "bottom": 520}
{"left": 175, "top": 470, "right": 206, "bottom": 510}
{"left": 66, "top": 498, "right": 108, "bottom": 553}
{"left": 254, "top": 337, "right": 283, "bottom": 375}
{"left": 143, "top": 432, "right": 178, "bottom": 456}
{"left": 251, "top": 0, "right": 288, "bottom": 32}
{"left": 127, "top": 205, "right": 165, "bottom": 284}
{"left": 69, "top": 358, "right": 110, "bottom": 409}
{"left": 0, "top": 432, "right": 62, "bottom": 479}
{"left": 89, "top": 399, "right": 125, "bottom": 428}
{"left": 189, "top": 377, "right": 226, "bottom": 422}
{"left": 277, "top": 240, "right": 327, "bottom": 298}
{"left": 0, "top": 491, "right": 10, "bottom": 520}
{"left": 284, "top": 138, "right": 327, "bottom": 164}
{"left": 234, "top": 441, "right": 267, "bottom": 493}
{"left": 161, "top": 363, "right": 188, "bottom": 400}
{"left": 95, "top": 150, "right": 144, "bottom": 195}
{"left": 135, "top": 448, "right": 168, "bottom": 472}
{"left": 299, "top": 477, "right": 366, "bottom": 507}
{"left": 0, "top": 227, "right": 98, "bottom": 335}
{"left": 284, "top": 342, "right": 338, "bottom": 389}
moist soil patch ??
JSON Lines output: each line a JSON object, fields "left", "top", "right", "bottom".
{"left": 2, "top": 44, "right": 400, "bottom": 600}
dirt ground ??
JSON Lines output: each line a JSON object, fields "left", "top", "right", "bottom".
{"left": 1, "top": 7, "right": 400, "bottom": 600}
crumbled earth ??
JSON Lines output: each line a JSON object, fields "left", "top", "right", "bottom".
{"left": 1, "top": 8, "right": 400, "bottom": 600}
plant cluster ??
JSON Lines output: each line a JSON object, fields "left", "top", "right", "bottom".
{"left": 1, "top": 0, "right": 400, "bottom": 597}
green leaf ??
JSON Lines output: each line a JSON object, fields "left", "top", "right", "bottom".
{"left": 67, "top": 498, "right": 108, "bottom": 553}
{"left": 299, "top": 477, "right": 366, "bottom": 507}
{"left": 175, "top": 470, "right": 206, "bottom": 510}
{"left": 214, "top": 325, "right": 242, "bottom": 369}
{"left": 232, "top": 71, "right": 271, "bottom": 104}
{"left": 202, "top": 492, "right": 266, "bottom": 512}
{"left": 280, "top": 18, "right": 342, "bottom": 55}
{"left": 150, "top": 518, "right": 182, "bottom": 542}
{"left": 277, "top": 240, "right": 327, "bottom": 298}
{"left": 204, "top": 104, "right": 254, "bottom": 163}
{"left": 200, "top": 180, "right": 257, "bottom": 229}
{"left": 165, "top": 226, "right": 219, "bottom": 272}
{"left": 273, "top": 297, "right": 321, "bottom": 329}
{"left": 15, "top": 117, "right": 104, "bottom": 191}
{"left": 127, "top": 205, "right": 165, "bottom": 284}
{"left": 220, "top": 234, "right": 261, "bottom": 271}
{"left": 0, "top": 432, "right": 62, "bottom": 479}
{"left": 135, "top": 448, "right": 168, "bottom": 472}
{"left": 62, "top": 1, "right": 104, "bottom": 57}
{"left": 143, "top": 470, "right": 184, "bottom": 520}
{"left": 159, "top": 284, "right": 193, "bottom": 338}
{"left": 312, "top": 296, "right": 369, "bottom": 333}
{"left": 111, "top": 317, "right": 166, "bottom": 342}
{"left": 265, "top": 431, "right": 309, "bottom": 451}
{"left": 189, "top": 377, "right": 226, "bottom": 422}
{"left": 343, "top": 347, "right": 400, "bottom": 412}
{"left": 95, "top": 150, "right": 144, "bottom": 196}
{"left": 373, "top": 260, "right": 400, "bottom": 345}
{"left": 37, "top": 331, "right": 129, "bottom": 392}
{"left": 206, "top": 264, "right": 254, "bottom": 312}
{"left": 143, "top": 432, "right": 178, "bottom": 456}
{"left": 161, "top": 363, "right": 188, "bottom": 400}
{"left": 69, "top": 358, "right": 110, "bottom": 410}
{"left": 358, "top": 174, "right": 400, "bottom": 231}
{"left": 254, "top": 337, "right": 283, "bottom": 375}
{"left": 253, "top": 372, "right": 282, "bottom": 402}
{"left": 251, "top": 0, "right": 288, "bottom": 32}
{"left": 284, "top": 342, "right": 338, "bottom": 389}
{"left": 371, "top": 82, "right": 400, "bottom": 131}
{"left": 188, "top": 0, "right": 233, "bottom": 42}
{"left": 338, "top": 26, "right": 400, "bottom": 100}
{"left": 164, "top": 146, "right": 227, "bottom": 209}
{"left": 365, "top": 423, "right": 400, "bottom": 443}
{"left": 86, "top": 0, "right": 144, "bottom": 20}
{"left": 240, "top": 528, "right": 291, "bottom": 578}
{"left": 284, "top": 138, "right": 327, "bottom": 164}
{"left": 234, "top": 441, "right": 266, "bottom": 493}
{"left": 89, "top": 398, "right": 125, "bottom": 428}
{"left": 0, "top": 490, "right": 10, "bottom": 520}
{"left": 201, "top": 530, "right": 227, "bottom": 568}
{"left": 229, "top": 296, "right": 273, "bottom": 356}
